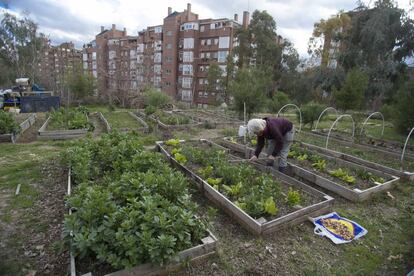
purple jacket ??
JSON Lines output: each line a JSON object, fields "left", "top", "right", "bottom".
{"left": 254, "top": 117, "right": 293, "bottom": 157}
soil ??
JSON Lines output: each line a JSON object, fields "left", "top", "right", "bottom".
{"left": 16, "top": 113, "right": 47, "bottom": 143}
{"left": 89, "top": 112, "right": 107, "bottom": 137}
{"left": 0, "top": 160, "right": 69, "bottom": 275}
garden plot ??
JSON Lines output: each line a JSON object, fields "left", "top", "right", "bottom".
{"left": 38, "top": 107, "right": 93, "bottom": 140}
{"left": 219, "top": 137, "right": 399, "bottom": 201}
{"left": 157, "top": 139, "right": 333, "bottom": 235}
{"left": 296, "top": 131, "right": 414, "bottom": 179}
{"left": 0, "top": 112, "right": 36, "bottom": 143}
{"left": 102, "top": 111, "right": 149, "bottom": 133}
{"left": 148, "top": 110, "right": 201, "bottom": 130}
{"left": 304, "top": 129, "right": 414, "bottom": 160}
{"left": 173, "top": 110, "right": 243, "bottom": 128}
{"left": 63, "top": 132, "right": 216, "bottom": 275}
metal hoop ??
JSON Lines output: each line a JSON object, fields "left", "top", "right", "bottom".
{"left": 277, "top": 104, "right": 302, "bottom": 132}
{"left": 359, "top": 112, "right": 385, "bottom": 137}
{"left": 325, "top": 114, "right": 355, "bottom": 149}
{"left": 401, "top": 127, "right": 414, "bottom": 170}
{"left": 314, "top": 107, "right": 339, "bottom": 131}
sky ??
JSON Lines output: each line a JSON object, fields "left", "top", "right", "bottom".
{"left": 2, "top": 0, "right": 413, "bottom": 58}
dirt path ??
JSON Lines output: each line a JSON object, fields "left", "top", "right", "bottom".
{"left": 16, "top": 113, "right": 46, "bottom": 143}
{"left": 0, "top": 159, "right": 69, "bottom": 275}
{"left": 89, "top": 113, "right": 107, "bottom": 138}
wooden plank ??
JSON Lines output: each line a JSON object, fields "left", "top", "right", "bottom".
{"left": 98, "top": 112, "right": 111, "bottom": 132}
{"left": 128, "top": 111, "right": 149, "bottom": 132}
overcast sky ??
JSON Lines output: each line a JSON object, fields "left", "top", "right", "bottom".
{"left": 2, "top": 0, "right": 413, "bottom": 58}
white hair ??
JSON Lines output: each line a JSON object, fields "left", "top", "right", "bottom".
{"left": 247, "top": 119, "right": 266, "bottom": 135}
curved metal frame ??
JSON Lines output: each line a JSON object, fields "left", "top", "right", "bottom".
{"left": 360, "top": 112, "right": 385, "bottom": 137}
{"left": 325, "top": 114, "right": 355, "bottom": 149}
{"left": 277, "top": 104, "right": 302, "bottom": 132}
{"left": 314, "top": 107, "right": 339, "bottom": 131}
{"left": 401, "top": 127, "right": 414, "bottom": 169}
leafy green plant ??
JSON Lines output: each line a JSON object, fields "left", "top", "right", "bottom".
{"left": 63, "top": 132, "right": 207, "bottom": 269}
{"left": 287, "top": 188, "right": 301, "bottom": 207}
{"left": 165, "top": 139, "right": 180, "bottom": 147}
{"left": 355, "top": 169, "right": 384, "bottom": 184}
{"left": 264, "top": 197, "right": 278, "bottom": 215}
{"left": 48, "top": 107, "right": 94, "bottom": 131}
{"left": 223, "top": 182, "right": 243, "bottom": 196}
{"left": 297, "top": 154, "right": 308, "bottom": 161}
{"left": 312, "top": 159, "right": 327, "bottom": 171}
{"left": 173, "top": 152, "right": 187, "bottom": 165}
{"left": 197, "top": 166, "right": 213, "bottom": 178}
{"left": 329, "top": 168, "right": 356, "bottom": 184}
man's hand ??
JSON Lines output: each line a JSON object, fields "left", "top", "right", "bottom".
{"left": 249, "top": 155, "right": 258, "bottom": 162}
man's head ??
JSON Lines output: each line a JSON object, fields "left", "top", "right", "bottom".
{"left": 247, "top": 119, "right": 266, "bottom": 136}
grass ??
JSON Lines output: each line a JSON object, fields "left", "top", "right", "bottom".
{"left": 103, "top": 111, "right": 143, "bottom": 130}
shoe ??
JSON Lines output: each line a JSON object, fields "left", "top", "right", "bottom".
{"left": 266, "top": 160, "right": 275, "bottom": 167}
{"left": 278, "top": 166, "right": 286, "bottom": 173}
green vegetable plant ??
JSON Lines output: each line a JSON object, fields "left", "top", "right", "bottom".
{"left": 173, "top": 152, "right": 187, "bottom": 165}
{"left": 312, "top": 159, "right": 327, "bottom": 171}
{"left": 165, "top": 139, "right": 180, "bottom": 147}
{"left": 329, "top": 168, "right": 356, "bottom": 184}
{"left": 287, "top": 188, "right": 301, "bottom": 207}
{"left": 62, "top": 132, "right": 207, "bottom": 269}
{"left": 264, "top": 197, "right": 278, "bottom": 215}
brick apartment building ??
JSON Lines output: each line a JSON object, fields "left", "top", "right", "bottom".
{"left": 83, "top": 3, "right": 248, "bottom": 107}
{"left": 37, "top": 40, "right": 82, "bottom": 92}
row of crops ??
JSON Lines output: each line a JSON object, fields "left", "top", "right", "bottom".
{"left": 62, "top": 132, "right": 209, "bottom": 272}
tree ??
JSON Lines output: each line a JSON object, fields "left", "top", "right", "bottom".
{"left": 68, "top": 71, "right": 96, "bottom": 103}
{"left": 267, "top": 92, "right": 290, "bottom": 113}
{"left": 0, "top": 11, "right": 45, "bottom": 86}
{"left": 394, "top": 79, "right": 414, "bottom": 134}
{"left": 229, "top": 68, "right": 271, "bottom": 118}
{"left": 333, "top": 68, "right": 368, "bottom": 111}
{"left": 206, "top": 62, "right": 223, "bottom": 104}
{"left": 299, "top": 102, "right": 326, "bottom": 129}
{"left": 308, "top": 11, "right": 351, "bottom": 67}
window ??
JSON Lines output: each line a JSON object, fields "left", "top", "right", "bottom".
{"left": 167, "top": 30, "right": 172, "bottom": 36}
{"left": 83, "top": 62, "right": 88, "bottom": 69}
{"left": 137, "top": 44, "right": 144, "bottom": 53}
{"left": 92, "top": 70, "right": 97, "bottom": 78}
{"left": 182, "top": 90, "right": 192, "bottom": 101}
{"left": 183, "top": 38, "right": 194, "bottom": 49}
{"left": 201, "top": 39, "right": 206, "bottom": 45}
{"left": 167, "top": 43, "right": 172, "bottom": 49}
{"left": 82, "top": 53, "right": 88, "bottom": 61}
{"left": 92, "top": 61, "right": 97, "bottom": 69}
{"left": 154, "top": 26, "right": 162, "bottom": 33}
{"left": 204, "top": 92, "right": 208, "bottom": 97}
{"left": 210, "top": 23, "right": 215, "bottom": 30}
{"left": 200, "top": 52, "right": 205, "bottom": 58}
{"left": 166, "top": 56, "right": 173, "bottom": 63}
{"left": 165, "top": 69, "right": 172, "bottom": 75}
{"left": 108, "top": 50, "right": 116, "bottom": 59}
{"left": 180, "top": 23, "right": 199, "bottom": 31}
{"left": 206, "top": 52, "right": 210, "bottom": 58}
{"left": 183, "top": 64, "right": 193, "bottom": 75}
{"left": 154, "top": 64, "right": 161, "bottom": 73}
{"left": 129, "top": 49, "right": 136, "bottom": 59}
{"left": 198, "top": 103, "right": 202, "bottom": 108}
{"left": 183, "top": 51, "right": 193, "bottom": 62}
{"left": 154, "top": 76, "right": 161, "bottom": 86}
{"left": 137, "top": 54, "right": 144, "bottom": 63}
{"left": 218, "top": 51, "right": 228, "bottom": 62}
{"left": 182, "top": 77, "right": 192, "bottom": 88}
{"left": 165, "top": 81, "right": 171, "bottom": 87}
{"left": 179, "top": 64, "right": 183, "bottom": 72}
{"left": 199, "top": 78, "right": 203, "bottom": 84}
{"left": 214, "top": 38, "right": 219, "bottom": 45}
{"left": 154, "top": 52, "right": 162, "bottom": 63}
{"left": 200, "top": 25, "right": 205, "bottom": 32}
{"left": 219, "top": 65, "right": 227, "bottom": 76}
{"left": 207, "top": 39, "right": 211, "bottom": 46}
{"left": 212, "top": 52, "right": 218, "bottom": 59}
{"left": 219, "top": 36, "right": 230, "bottom": 48}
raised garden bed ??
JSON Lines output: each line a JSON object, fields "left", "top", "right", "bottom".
{"left": 301, "top": 130, "right": 414, "bottom": 161}
{"left": 38, "top": 107, "right": 92, "bottom": 140}
{"left": 63, "top": 132, "right": 216, "bottom": 275}
{"left": 102, "top": 111, "right": 149, "bottom": 133}
{"left": 219, "top": 137, "right": 400, "bottom": 201}
{"left": 0, "top": 113, "right": 36, "bottom": 143}
{"left": 297, "top": 131, "right": 414, "bottom": 179}
{"left": 146, "top": 110, "right": 201, "bottom": 130}
{"left": 156, "top": 139, "right": 333, "bottom": 235}
{"left": 173, "top": 110, "right": 243, "bottom": 129}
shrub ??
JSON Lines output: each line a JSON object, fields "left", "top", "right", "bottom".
{"left": 394, "top": 79, "right": 414, "bottom": 134}
{"left": 144, "top": 89, "right": 171, "bottom": 108}
{"left": 298, "top": 102, "right": 326, "bottom": 129}
{"left": 267, "top": 92, "right": 290, "bottom": 113}
{"left": 0, "top": 111, "right": 20, "bottom": 134}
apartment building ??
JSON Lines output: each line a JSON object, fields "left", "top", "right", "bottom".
{"left": 37, "top": 40, "right": 82, "bottom": 91}
{"left": 83, "top": 4, "right": 246, "bottom": 107}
